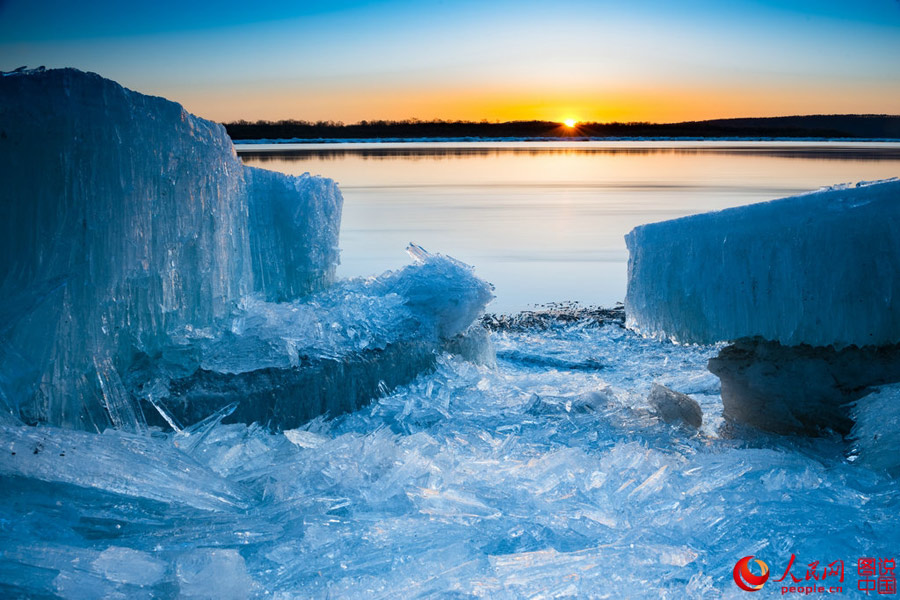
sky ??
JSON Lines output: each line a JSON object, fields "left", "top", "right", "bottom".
{"left": 1, "top": 0, "right": 899, "bottom": 123}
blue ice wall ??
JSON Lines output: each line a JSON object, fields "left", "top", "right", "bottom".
{"left": 0, "top": 69, "right": 342, "bottom": 428}
{"left": 625, "top": 179, "right": 900, "bottom": 348}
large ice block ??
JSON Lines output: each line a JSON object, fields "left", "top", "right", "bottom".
{"left": 0, "top": 69, "right": 342, "bottom": 428}
{"left": 625, "top": 179, "right": 900, "bottom": 349}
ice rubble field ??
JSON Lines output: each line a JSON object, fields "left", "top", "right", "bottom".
{"left": 3, "top": 321, "right": 899, "bottom": 598}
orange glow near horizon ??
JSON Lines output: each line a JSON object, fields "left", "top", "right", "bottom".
{"left": 162, "top": 78, "right": 900, "bottom": 125}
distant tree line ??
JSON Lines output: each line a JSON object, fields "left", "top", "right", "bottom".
{"left": 223, "top": 115, "right": 900, "bottom": 141}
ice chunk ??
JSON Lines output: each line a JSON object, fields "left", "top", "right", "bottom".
{"left": 176, "top": 549, "right": 254, "bottom": 599}
{"left": 647, "top": 383, "right": 702, "bottom": 428}
{"left": 377, "top": 243, "right": 496, "bottom": 339}
{"left": 94, "top": 356, "right": 148, "bottom": 434}
{"left": 92, "top": 547, "right": 167, "bottom": 587}
{"left": 245, "top": 167, "right": 342, "bottom": 302}
{"left": 138, "top": 248, "right": 493, "bottom": 429}
{"left": 625, "top": 179, "right": 900, "bottom": 348}
{"left": 0, "top": 68, "right": 342, "bottom": 429}
{"left": 284, "top": 428, "right": 329, "bottom": 449}
{"left": 0, "top": 69, "right": 491, "bottom": 433}
{"left": 444, "top": 323, "right": 497, "bottom": 367}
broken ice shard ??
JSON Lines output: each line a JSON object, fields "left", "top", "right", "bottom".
{"left": 0, "top": 424, "right": 249, "bottom": 510}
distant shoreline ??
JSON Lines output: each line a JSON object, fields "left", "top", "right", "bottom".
{"left": 233, "top": 136, "right": 900, "bottom": 146}
{"left": 225, "top": 115, "right": 900, "bottom": 143}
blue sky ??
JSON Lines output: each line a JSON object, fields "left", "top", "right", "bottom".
{"left": 1, "top": 0, "right": 898, "bottom": 122}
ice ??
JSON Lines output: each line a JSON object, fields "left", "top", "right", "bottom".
{"left": 709, "top": 338, "right": 900, "bottom": 434}
{"left": 92, "top": 547, "right": 167, "bottom": 587}
{"left": 376, "top": 243, "right": 494, "bottom": 339}
{"left": 136, "top": 247, "right": 493, "bottom": 429}
{"left": 245, "top": 167, "right": 342, "bottom": 302}
{"left": 283, "top": 428, "right": 329, "bottom": 449}
{"left": 1, "top": 316, "right": 898, "bottom": 597}
{"left": 176, "top": 549, "right": 255, "bottom": 599}
{"left": 626, "top": 179, "right": 900, "bottom": 433}
{"left": 2, "top": 68, "right": 897, "bottom": 597}
{"left": 94, "top": 356, "right": 149, "bottom": 435}
{"left": 625, "top": 178, "right": 900, "bottom": 348}
{"left": 0, "top": 424, "right": 250, "bottom": 510}
{"left": 0, "top": 68, "right": 343, "bottom": 430}
{"left": 1, "top": 69, "right": 494, "bottom": 432}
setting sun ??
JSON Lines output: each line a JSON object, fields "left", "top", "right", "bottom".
{"left": 563, "top": 119, "right": 577, "bottom": 128}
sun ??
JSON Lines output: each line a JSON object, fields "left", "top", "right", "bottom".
{"left": 563, "top": 118, "right": 577, "bottom": 128}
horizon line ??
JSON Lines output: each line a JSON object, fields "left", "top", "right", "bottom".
{"left": 221, "top": 114, "right": 900, "bottom": 126}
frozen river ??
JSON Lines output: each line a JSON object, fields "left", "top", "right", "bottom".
{"left": 240, "top": 141, "right": 900, "bottom": 312}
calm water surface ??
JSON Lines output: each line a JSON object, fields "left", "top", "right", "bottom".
{"left": 239, "top": 141, "right": 900, "bottom": 312}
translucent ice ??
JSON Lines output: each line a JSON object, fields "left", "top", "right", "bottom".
{"left": 244, "top": 167, "right": 342, "bottom": 302}
{"left": 137, "top": 247, "right": 494, "bottom": 429}
{"left": 0, "top": 68, "right": 343, "bottom": 429}
{"left": 176, "top": 549, "right": 255, "bottom": 599}
{"left": 625, "top": 179, "right": 900, "bottom": 348}
{"left": 92, "top": 547, "right": 167, "bottom": 587}
{"left": 0, "top": 424, "right": 250, "bottom": 510}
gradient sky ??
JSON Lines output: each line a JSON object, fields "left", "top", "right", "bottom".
{"left": 2, "top": 0, "right": 899, "bottom": 123}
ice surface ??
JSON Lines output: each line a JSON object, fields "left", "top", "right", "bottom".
{"left": 625, "top": 179, "right": 900, "bottom": 348}
{"left": 2, "top": 317, "right": 897, "bottom": 598}
{"left": 0, "top": 68, "right": 343, "bottom": 429}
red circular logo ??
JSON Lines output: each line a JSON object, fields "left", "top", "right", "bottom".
{"left": 733, "top": 556, "right": 770, "bottom": 592}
